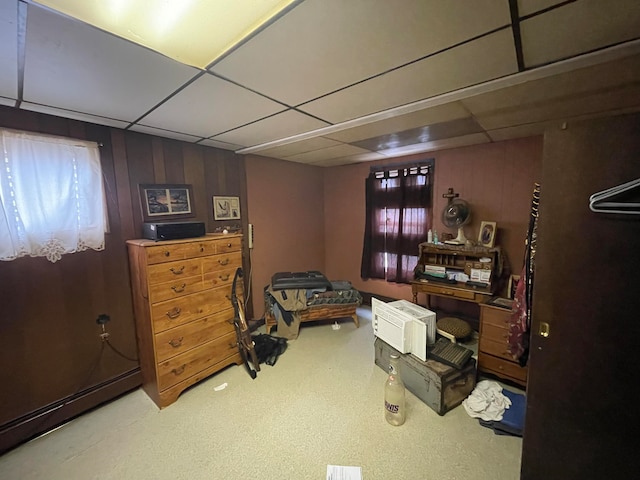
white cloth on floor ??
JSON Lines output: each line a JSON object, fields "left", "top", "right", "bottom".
{"left": 462, "top": 380, "right": 512, "bottom": 421}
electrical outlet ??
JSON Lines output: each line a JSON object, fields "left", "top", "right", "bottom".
{"left": 248, "top": 223, "right": 254, "bottom": 249}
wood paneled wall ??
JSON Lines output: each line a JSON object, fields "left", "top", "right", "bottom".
{"left": 0, "top": 105, "right": 248, "bottom": 453}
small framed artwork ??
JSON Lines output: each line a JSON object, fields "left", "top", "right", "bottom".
{"left": 213, "top": 196, "right": 241, "bottom": 220}
{"left": 508, "top": 274, "right": 522, "bottom": 299}
{"left": 478, "top": 221, "right": 497, "bottom": 248}
{"left": 139, "top": 184, "right": 194, "bottom": 222}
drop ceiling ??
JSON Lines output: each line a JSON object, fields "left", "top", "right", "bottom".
{"left": 1, "top": 0, "right": 640, "bottom": 166}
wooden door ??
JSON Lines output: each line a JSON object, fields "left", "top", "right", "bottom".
{"left": 521, "top": 114, "right": 640, "bottom": 478}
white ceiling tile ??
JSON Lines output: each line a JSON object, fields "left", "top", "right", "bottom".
{"left": 517, "top": 0, "right": 564, "bottom": 17}
{"left": 20, "top": 102, "right": 130, "bottom": 129}
{"left": 23, "top": 5, "right": 199, "bottom": 122}
{"left": 475, "top": 83, "right": 640, "bottom": 131}
{"left": 127, "top": 124, "right": 202, "bottom": 143}
{"left": 211, "top": 110, "right": 329, "bottom": 147}
{"left": 0, "top": 0, "right": 18, "bottom": 99}
{"left": 283, "top": 144, "right": 371, "bottom": 163}
{"left": 139, "top": 73, "right": 286, "bottom": 137}
{"left": 309, "top": 157, "right": 367, "bottom": 167}
{"left": 462, "top": 54, "right": 640, "bottom": 116}
{"left": 210, "top": 0, "right": 511, "bottom": 105}
{"left": 254, "top": 136, "right": 343, "bottom": 159}
{"left": 300, "top": 29, "right": 518, "bottom": 123}
{"left": 198, "top": 138, "right": 244, "bottom": 151}
{"left": 521, "top": 0, "right": 640, "bottom": 67}
{"left": 486, "top": 122, "right": 551, "bottom": 142}
{"left": 378, "top": 133, "right": 490, "bottom": 157}
{"left": 324, "top": 102, "right": 470, "bottom": 143}
{"left": 316, "top": 151, "right": 387, "bottom": 165}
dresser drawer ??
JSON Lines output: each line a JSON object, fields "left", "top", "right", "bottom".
{"left": 214, "top": 236, "right": 242, "bottom": 253}
{"left": 145, "top": 239, "right": 221, "bottom": 263}
{"left": 147, "top": 258, "right": 202, "bottom": 285}
{"left": 202, "top": 251, "right": 242, "bottom": 273}
{"left": 157, "top": 331, "right": 238, "bottom": 391}
{"left": 478, "top": 352, "right": 528, "bottom": 383}
{"left": 148, "top": 275, "right": 207, "bottom": 304}
{"left": 146, "top": 243, "right": 199, "bottom": 264}
{"left": 481, "top": 305, "right": 511, "bottom": 328}
{"left": 481, "top": 323, "right": 510, "bottom": 343}
{"left": 151, "top": 288, "right": 232, "bottom": 333}
{"left": 203, "top": 265, "right": 241, "bottom": 291}
{"left": 479, "top": 335, "right": 515, "bottom": 361}
{"left": 155, "top": 308, "right": 235, "bottom": 363}
{"left": 424, "top": 284, "right": 477, "bottom": 300}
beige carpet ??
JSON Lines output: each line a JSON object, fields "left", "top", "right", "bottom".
{"left": 0, "top": 307, "right": 523, "bottom": 480}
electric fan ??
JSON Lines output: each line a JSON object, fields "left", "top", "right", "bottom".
{"left": 441, "top": 198, "right": 471, "bottom": 245}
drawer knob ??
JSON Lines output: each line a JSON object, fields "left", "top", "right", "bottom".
{"left": 169, "top": 266, "right": 185, "bottom": 275}
{"left": 171, "top": 283, "right": 186, "bottom": 293}
{"left": 219, "top": 274, "right": 230, "bottom": 281}
{"left": 166, "top": 307, "right": 181, "bottom": 319}
{"left": 218, "top": 258, "right": 230, "bottom": 266}
{"left": 172, "top": 365, "right": 186, "bottom": 376}
{"left": 164, "top": 251, "right": 170, "bottom": 257}
{"left": 227, "top": 243, "right": 232, "bottom": 248}
{"left": 200, "top": 246, "right": 205, "bottom": 252}
{"left": 168, "top": 337, "right": 183, "bottom": 348}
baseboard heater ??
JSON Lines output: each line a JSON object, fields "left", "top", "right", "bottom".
{"left": 0, "top": 368, "right": 141, "bottom": 455}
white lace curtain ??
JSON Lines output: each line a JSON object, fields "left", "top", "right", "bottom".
{"left": 0, "top": 128, "right": 106, "bottom": 263}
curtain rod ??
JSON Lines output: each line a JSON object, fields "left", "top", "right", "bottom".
{"left": 369, "top": 158, "right": 434, "bottom": 173}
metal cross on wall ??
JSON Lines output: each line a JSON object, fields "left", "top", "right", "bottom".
{"left": 442, "top": 187, "right": 459, "bottom": 204}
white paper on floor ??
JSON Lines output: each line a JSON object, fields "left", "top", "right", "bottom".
{"left": 332, "top": 321, "right": 341, "bottom": 330}
{"left": 213, "top": 382, "right": 228, "bottom": 391}
{"left": 326, "top": 465, "right": 362, "bottom": 480}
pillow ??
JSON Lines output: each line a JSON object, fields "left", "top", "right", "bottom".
{"left": 437, "top": 317, "right": 472, "bottom": 339}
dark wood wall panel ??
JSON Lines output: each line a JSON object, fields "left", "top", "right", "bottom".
{"left": 110, "top": 129, "right": 136, "bottom": 240}
{"left": 0, "top": 105, "right": 247, "bottom": 453}
{"left": 151, "top": 137, "right": 166, "bottom": 183}
{"left": 183, "top": 144, "right": 208, "bottom": 224}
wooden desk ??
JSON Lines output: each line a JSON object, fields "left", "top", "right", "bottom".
{"left": 411, "top": 279, "right": 494, "bottom": 308}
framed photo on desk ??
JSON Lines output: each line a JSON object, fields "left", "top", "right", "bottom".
{"left": 478, "top": 221, "right": 497, "bottom": 248}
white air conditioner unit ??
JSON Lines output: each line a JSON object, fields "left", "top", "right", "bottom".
{"left": 371, "top": 297, "right": 436, "bottom": 361}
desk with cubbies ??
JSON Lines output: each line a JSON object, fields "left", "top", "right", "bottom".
{"left": 411, "top": 243, "right": 502, "bottom": 308}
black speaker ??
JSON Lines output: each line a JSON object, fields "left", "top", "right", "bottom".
{"left": 142, "top": 221, "right": 206, "bottom": 241}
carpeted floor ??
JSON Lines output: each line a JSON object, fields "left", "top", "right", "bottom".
{"left": 0, "top": 306, "right": 523, "bottom": 480}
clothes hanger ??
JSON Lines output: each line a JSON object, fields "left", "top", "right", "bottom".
{"left": 589, "top": 177, "right": 640, "bottom": 214}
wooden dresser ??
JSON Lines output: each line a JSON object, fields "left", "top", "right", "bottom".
{"left": 127, "top": 234, "right": 243, "bottom": 408}
{"left": 478, "top": 302, "right": 527, "bottom": 387}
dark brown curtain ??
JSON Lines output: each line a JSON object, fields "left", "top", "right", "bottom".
{"left": 361, "top": 163, "right": 432, "bottom": 283}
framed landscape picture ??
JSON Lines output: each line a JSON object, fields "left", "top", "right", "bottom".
{"left": 139, "top": 184, "right": 194, "bottom": 222}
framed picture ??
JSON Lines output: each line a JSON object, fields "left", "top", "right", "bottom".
{"left": 139, "top": 184, "right": 194, "bottom": 222}
{"left": 508, "top": 274, "right": 522, "bottom": 299}
{"left": 213, "top": 196, "right": 241, "bottom": 220}
{"left": 478, "top": 221, "right": 497, "bottom": 248}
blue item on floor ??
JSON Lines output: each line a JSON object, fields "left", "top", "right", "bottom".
{"left": 478, "top": 388, "right": 526, "bottom": 437}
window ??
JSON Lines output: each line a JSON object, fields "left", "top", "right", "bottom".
{"left": 361, "top": 161, "right": 433, "bottom": 283}
{"left": 0, "top": 129, "right": 106, "bottom": 263}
